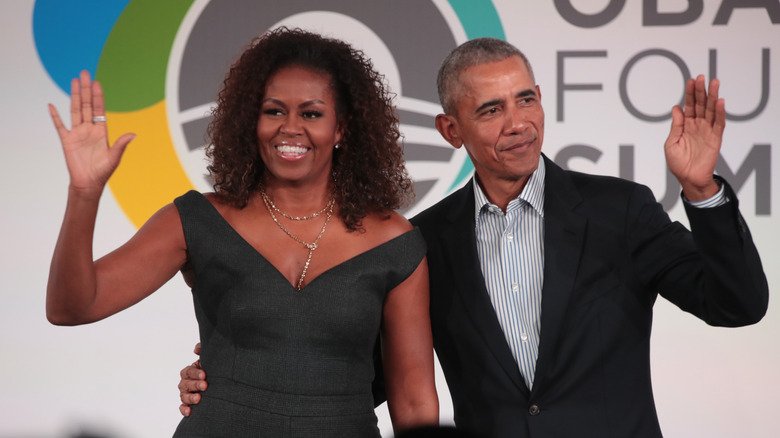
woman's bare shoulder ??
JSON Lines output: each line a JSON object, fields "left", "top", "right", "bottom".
{"left": 201, "top": 192, "right": 242, "bottom": 216}
{"left": 362, "top": 210, "right": 414, "bottom": 242}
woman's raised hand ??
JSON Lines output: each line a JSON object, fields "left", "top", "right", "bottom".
{"left": 49, "top": 70, "right": 135, "bottom": 193}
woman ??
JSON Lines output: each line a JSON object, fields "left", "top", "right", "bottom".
{"left": 46, "top": 28, "right": 438, "bottom": 436}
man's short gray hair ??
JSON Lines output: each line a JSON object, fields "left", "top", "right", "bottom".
{"left": 437, "top": 38, "right": 534, "bottom": 115}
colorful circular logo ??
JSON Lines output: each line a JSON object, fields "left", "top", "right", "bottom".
{"left": 34, "top": 0, "right": 504, "bottom": 227}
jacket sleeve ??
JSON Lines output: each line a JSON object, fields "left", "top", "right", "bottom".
{"left": 628, "top": 176, "right": 768, "bottom": 327}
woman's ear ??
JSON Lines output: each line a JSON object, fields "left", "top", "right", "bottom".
{"left": 334, "top": 119, "right": 346, "bottom": 149}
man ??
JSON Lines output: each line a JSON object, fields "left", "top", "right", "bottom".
{"left": 179, "top": 38, "right": 768, "bottom": 437}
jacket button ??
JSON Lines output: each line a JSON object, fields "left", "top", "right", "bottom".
{"left": 529, "top": 404, "right": 540, "bottom": 415}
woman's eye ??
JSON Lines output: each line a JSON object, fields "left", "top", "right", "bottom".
{"left": 302, "top": 111, "right": 323, "bottom": 119}
{"left": 263, "top": 108, "right": 283, "bottom": 116}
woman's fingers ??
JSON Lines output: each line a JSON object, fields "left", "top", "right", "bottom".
{"left": 61, "top": 71, "right": 109, "bottom": 129}
{"left": 48, "top": 104, "right": 68, "bottom": 140}
{"left": 65, "top": 70, "right": 104, "bottom": 128}
{"left": 79, "top": 70, "right": 94, "bottom": 125}
{"left": 91, "top": 79, "right": 107, "bottom": 125}
{"left": 69, "top": 77, "right": 81, "bottom": 126}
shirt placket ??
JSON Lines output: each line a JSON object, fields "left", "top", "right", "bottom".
{"left": 503, "top": 201, "right": 538, "bottom": 389}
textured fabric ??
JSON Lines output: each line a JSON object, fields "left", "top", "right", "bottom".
{"left": 172, "top": 191, "right": 425, "bottom": 437}
{"left": 474, "top": 160, "right": 545, "bottom": 390}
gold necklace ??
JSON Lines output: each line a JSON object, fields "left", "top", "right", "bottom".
{"left": 260, "top": 190, "right": 335, "bottom": 291}
{"left": 260, "top": 190, "right": 332, "bottom": 220}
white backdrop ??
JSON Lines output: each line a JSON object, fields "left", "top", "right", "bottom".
{"left": 2, "top": 1, "right": 779, "bottom": 437}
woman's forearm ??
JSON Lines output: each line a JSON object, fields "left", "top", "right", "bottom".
{"left": 46, "top": 185, "right": 103, "bottom": 325}
{"left": 388, "top": 388, "right": 439, "bottom": 433}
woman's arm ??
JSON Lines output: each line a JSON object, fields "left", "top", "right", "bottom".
{"left": 46, "top": 71, "right": 187, "bottom": 325}
{"left": 381, "top": 256, "right": 439, "bottom": 433}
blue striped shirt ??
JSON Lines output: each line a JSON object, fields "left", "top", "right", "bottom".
{"left": 473, "top": 160, "right": 727, "bottom": 390}
{"left": 474, "top": 160, "right": 546, "bottom": 390}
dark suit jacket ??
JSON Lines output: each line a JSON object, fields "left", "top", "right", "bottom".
{"left": 408, "top": 155, "right": 768, "bottom": 438}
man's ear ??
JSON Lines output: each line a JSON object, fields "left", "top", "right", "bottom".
{"left": 435, "top": 113, "right": 463, "bottom": 149}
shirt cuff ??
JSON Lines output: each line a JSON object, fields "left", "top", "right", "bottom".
{"left": 683, "top": 180, "right": 728, "bottom": 208}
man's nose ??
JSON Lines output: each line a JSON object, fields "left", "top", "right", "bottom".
{"left": 504, "top": 106, "right": 526, "bottom": 134}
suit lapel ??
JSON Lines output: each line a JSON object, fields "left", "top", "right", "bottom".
{"left": 531, "top": 156, "right": 587, "bottom": 396}
{"left": 440, "top": 182, "right": 528, "bottom": 395}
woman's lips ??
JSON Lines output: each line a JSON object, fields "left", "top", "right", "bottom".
{"left": 275, "top": 142, "right": 310, "bottom": 160}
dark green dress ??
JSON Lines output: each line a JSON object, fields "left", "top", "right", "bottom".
{"left": 172, "top": 191, "right": 425, "bottom": 437}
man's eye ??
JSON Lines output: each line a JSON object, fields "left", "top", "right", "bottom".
{"left": 519, "top": 96, "right": 536, "bottom": 105}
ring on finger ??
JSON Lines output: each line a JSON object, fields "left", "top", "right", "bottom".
{"left": 92, "top": 115, "right": 107, "bottom": 123}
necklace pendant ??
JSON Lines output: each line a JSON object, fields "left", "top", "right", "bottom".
{"left": 260, "top": 189, "right": 335, "bottom": 292}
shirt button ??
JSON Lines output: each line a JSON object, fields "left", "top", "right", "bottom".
{"left": 529, "top": 404, "right": 540, "bottom": 415}
{"left": 512, "top": 283, "right": 519, "bottom": 292}
{"left": 506, "top": 233, "right": 514, "bottom": 242}
{"left": 521, "top": 333, "right": 528, "bottom": 342}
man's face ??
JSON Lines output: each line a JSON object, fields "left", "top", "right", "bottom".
{"left": 438, "top": 56, "right": 544, "bottom": 191}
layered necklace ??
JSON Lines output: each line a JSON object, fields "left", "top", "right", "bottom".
{"left": 260, "top": 190, "right": 335, "bottom": 291}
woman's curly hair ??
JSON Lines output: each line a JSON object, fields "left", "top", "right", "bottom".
{"left": 207, "top": 27, "right": 412, "bottom": 231}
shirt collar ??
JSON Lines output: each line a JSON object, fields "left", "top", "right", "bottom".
{"left": 473, "top": 158, "right": 546, "bottom": 221}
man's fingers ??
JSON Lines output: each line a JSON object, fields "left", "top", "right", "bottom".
{"left": 666, "top": 105, "right": 684, "bottom": 148}
{"left": 178, "top": 377, "right": 207, "bottom": 392}
{"left": 179, "top": 382, "right": 203, "bottom": 403}
{"left": 180, "top": 367, "right": 205, "bottom": 381}
{"left": 694, "top": 74, "right": 707, "bottom": 118}
{"left": 705, "top": 78, "right": 720, "bottom": 125}
{"left": 681, "top": 78, "right": 694, "bottom": 119}
{"left": 178, "top": 385, "right": 203, "bottom": 402}
{"left": 714, "top": 98, "right": 726, "bottom": 137}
